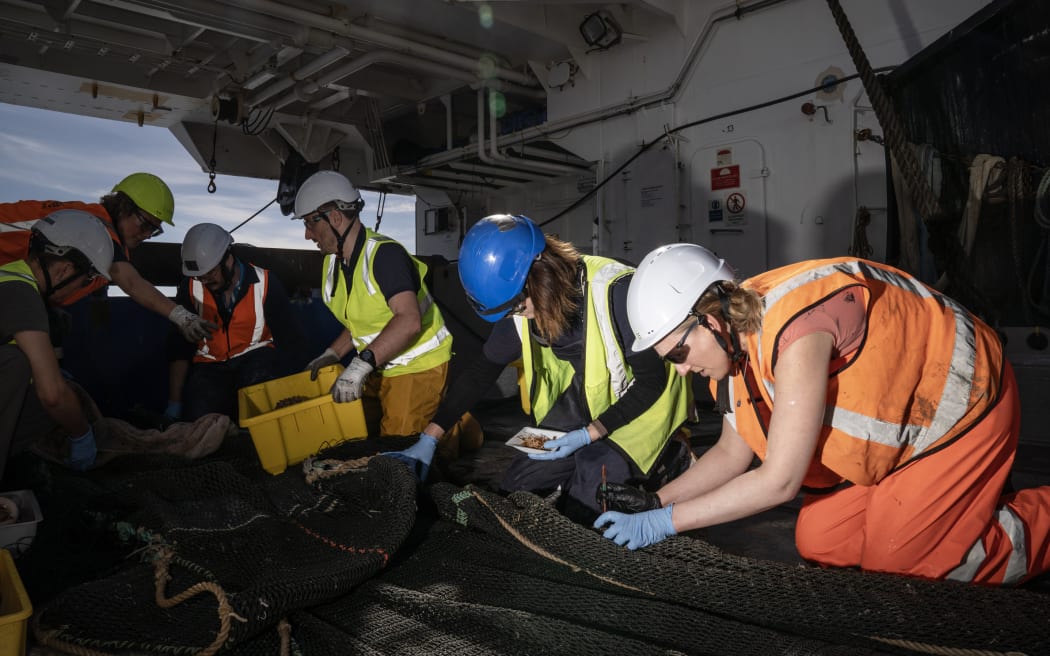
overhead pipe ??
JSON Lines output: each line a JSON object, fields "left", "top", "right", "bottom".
{"left": 94, "top": 0, "right": 286, "bottom": 43}
{"left": 486, "top": 89, "right": 579, "bottom": 175}
{"left": 266, "top": 49, "right": 543, "bottom": 112}
{"left": 476, "top": 89, "right": 569, "bottom": 179}
{"left": 223, "top": 0, "right": 539, "bottom": 88}
{"left": 418, "top": 0, "right": 793, "bottom": 171}
{"left": 248, "top": 45, "right": 351, "bottom": 106}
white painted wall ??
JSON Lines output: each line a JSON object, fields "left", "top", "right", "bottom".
{"left": 416, "top": 0, "right": 992, "bottom": 273}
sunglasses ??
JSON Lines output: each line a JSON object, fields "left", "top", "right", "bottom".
{"left": 662, "top": 314, "right": 706, "bottom": 364}
{"left": 302, "top": 209, "right": 330, "bottom": 225}
{"left": 467, "top": 288, "right": 528, "bottom": 318}
{"left": 135, "top": 210, "right": 164, "bottom": 237}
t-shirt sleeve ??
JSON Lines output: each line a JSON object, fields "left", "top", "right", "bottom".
{"left": 776, "top": 286, "right": 866, "bottom": 366}
{"left": 371, "top": 241, "right": 421, "bottom": 301}
{"left": 0, "top": 282, "right": 48, "bottom": 339}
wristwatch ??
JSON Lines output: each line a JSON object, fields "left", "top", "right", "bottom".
{"left": 358, "top": 348, "right": 377, "bottom": 368}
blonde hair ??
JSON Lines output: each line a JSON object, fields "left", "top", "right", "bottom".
{"left": 525, "top": 235, "right": 581, "bottom": 343}
{"left": 693, "top": 281, "right": 763, "bottom": 335}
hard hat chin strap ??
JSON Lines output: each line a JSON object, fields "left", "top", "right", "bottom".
{"left": 710, "top": 283, "right": 747, "bottom": 366}
{"left": 332, "top": 212, "right": 357, "bottom": 261}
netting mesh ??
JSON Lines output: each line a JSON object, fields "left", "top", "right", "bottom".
{"left": 28, "top": 442, "right": 1050, "bottom": 656}
{"left": 32, "top": 446, "right": 418, "bottom": 655}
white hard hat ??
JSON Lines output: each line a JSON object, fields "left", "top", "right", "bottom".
{"left": 181, "top": 223, "right": 233, "bottom": 276}
{"left": 32, "top": 209, "right": 114, "bottom": 280}
{"left": 293, "top": 170, "right": 364, "bottom": 219}
{"left": 627, "top": 243, "right": 734, "bottom": 352}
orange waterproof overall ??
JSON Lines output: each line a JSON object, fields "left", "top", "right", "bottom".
{"left": 723, "top": 258, "right": 1050, "bottom": 584}
{"left": 0, "top": 200, "right": 123, "bottom": 304}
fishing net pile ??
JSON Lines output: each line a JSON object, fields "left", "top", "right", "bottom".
{"left": 29, "top": 438, "right": 1050, "bottom": 656}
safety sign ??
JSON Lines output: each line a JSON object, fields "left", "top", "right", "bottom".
{"left": 711, "top": 165, "right": 740, "bottom": 190}
{"left": 726, "top": 192, "right": 746, "bottom": 214}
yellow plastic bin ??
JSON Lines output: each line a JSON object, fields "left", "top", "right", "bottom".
{"left": 238, "top": 365, "right": 368, "bottom": 475}
{"left": 0, "top": 549, "right": 31, "bottom": 656}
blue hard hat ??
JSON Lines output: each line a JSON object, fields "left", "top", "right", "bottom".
{"left": 459, "top": 214, "right": 546, "bottom": 322}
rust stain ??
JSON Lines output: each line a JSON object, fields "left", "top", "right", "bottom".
{"left": 77, "top": 81, "right": 167, "bottom": 105}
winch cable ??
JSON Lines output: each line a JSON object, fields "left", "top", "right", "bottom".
{"left": 824, "top": 0, "right": 995, "bottom": 322}
{"left": 536, "top": 67, "right": 893, "bottom": 230}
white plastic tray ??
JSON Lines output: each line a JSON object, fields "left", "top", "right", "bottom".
{"left": 505, "top": 427, "right": 566, "bottom": 454}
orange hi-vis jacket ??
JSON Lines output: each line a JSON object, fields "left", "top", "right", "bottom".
{"left": 189, "top": 264, "right": 274, "bottom": 363}
{"left": 715, "top": 257, "right": 1004, "bottom": 490}
{"left": 0, "top": 200, "right": 125, "bottom": 304}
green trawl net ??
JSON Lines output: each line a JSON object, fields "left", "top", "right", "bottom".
{"left": 32, "top": 450, "right": 418, "bottom": 655}
{"left": 27, "top": 439, "right": 1050, "bottom": 656}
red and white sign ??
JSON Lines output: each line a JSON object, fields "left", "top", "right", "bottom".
{"left": 711, "top": 165, "right": 740, "bottom": 190}
{"left": 726, "top": 192, "right": 746, "bottom": 214}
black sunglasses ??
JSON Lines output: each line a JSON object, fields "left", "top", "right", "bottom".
{"left": 467, "top": 288, "right": 528, "bottom": 318}
{"left": 663, "top": 314, "right": 706, "bottom": 364}
{"left": 135, "top": 210, "right": 164, "bottom": 237}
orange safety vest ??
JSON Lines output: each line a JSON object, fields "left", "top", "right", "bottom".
{"left": 0, "top": 200, "right": 126, "bottom": 305}
{"left": 712, "top": 257, "right": 1004, "bottom": 490}
{"left": 189, "top": 264, "right": 274, "bottom": 363}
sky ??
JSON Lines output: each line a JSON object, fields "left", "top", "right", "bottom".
{"left": 0, "top": 101, "right": 417, "bottom": 253}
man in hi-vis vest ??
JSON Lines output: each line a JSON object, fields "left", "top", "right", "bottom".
{"left": 165, "top": 223, "right": 307, "bottom": 422}
{"left": 294, "top": 171, "right": 452, "bottom": 438}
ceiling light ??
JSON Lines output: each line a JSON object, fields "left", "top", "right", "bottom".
{"left": 579, "top": 11, "right": 622, "bottom": 50}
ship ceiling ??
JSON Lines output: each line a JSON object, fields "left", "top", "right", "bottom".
{"left": 0, "top": 0, "right": 692, "bottom": 201}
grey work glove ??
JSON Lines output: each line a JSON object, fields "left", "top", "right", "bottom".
{"left": 330, "top": 356, "right": 374, "bottom": 403}
{"left": 305, "top": 347, "right": 341, "bottom": 381}
{"left": 597, "top": 481, "right": 663, "bottom": 514}
{"left": 168, "top": 305, "right": 218, "bottom": 343}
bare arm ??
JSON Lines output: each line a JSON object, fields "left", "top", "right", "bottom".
{"left": 109, "top": 260, "right": 177, "bottom": 317}
{"left": 364, "top": 290, "right": 422, "bottom": 365}
{"left": 326, "top": 328, "right": 356, "bottom": 358}
{"left": 664, "top": 332, "right": 833, "bottom": 532}
{"left": 657, "top": 417, "right": 755, "bottom": 505}
{"left": 14, "top": 329, "right": 88, "bottom": 436}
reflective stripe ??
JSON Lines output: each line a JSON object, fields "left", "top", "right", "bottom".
{"left": 0, "top": 219, "right": 38, "bottom": 232}
{"left": 947, "top": 506, "right": 1028, "bottom": 584}
{"left": 322, "top": 255, "right": 338, "bottom": 304}
{"left": 589, "top": 261, "right": 632, "bottom": 398}
{"left": 759, "top": 260, "right": 977, "bottom": 457}
{"left": 190, "top": 266, "right": 273, "bottom": 361}
{"left": 355, "top": 324, "right": 451, "bottom": 369}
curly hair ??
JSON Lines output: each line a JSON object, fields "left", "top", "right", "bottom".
{"left": 525, "top": 235, "right": 582, "bottom": 343}
{"left": 693, "top": 280, "right": 764, "bottom": 335}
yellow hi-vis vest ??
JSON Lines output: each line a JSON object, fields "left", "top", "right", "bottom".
{"left": 713, "top": 257, "right": 1004, "bottom": 489}
{"left": 322, "top": 229, "right": 452, "bottom": 377}
{"left": 517, "top": 255, "right": 689, "bottom": 473}
{"left": 1, "top": 259, "right": 38, "bottom": 344}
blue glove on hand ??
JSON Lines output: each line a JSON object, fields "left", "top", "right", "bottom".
{"left": 382, "top": 433, "right": 439, "bottom": 480}
{"left": 593, "top": 504, "right": 676, "bottom": 550}
{"left": 65, "top": 427, "right": 97, "bottom": 472}
{"left": 527, "top": 427, "right": 591, "bottom": 460}
{"left": 164, "top": 400, "right": 183, "bottom": 420}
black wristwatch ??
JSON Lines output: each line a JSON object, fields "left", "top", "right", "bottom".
{"left": 358, "top": 348, "right": 377, "bottom": 368}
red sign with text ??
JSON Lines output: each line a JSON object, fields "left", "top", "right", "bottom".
{"left": 711, "top": 165, "right": 740, "bottom": 190}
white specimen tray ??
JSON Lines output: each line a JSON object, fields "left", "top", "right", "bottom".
{"left": 505, "top": 427, "right": 566, "bottom": 454}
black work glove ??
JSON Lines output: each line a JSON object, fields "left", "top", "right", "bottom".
{"left": 596, "top": 481, "right": 663, "bottom": 514}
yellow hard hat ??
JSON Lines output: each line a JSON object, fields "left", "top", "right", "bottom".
{"left": 112, "top": 172, "right": 175, "bottom": 225}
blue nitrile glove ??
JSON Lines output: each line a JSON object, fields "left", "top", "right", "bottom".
{"left": 164, "top": 400, "right": 183, "bottom": 420}
{"left": 527, "top": 427, "right": 591, "bottom": 460}
{"left": 382, "top": 433, "right": 439, "bottom": 480}
{"left": 65, "top": 427, "right": 98, "bottom": 472}
{"left": 593, "top": 504, "right": 677, "bottom": 550}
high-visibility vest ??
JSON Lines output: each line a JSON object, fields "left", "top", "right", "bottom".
{"left": 0, "top": 259, "right": 39, "bottom": 344}
{"left": 518, "top": 256, "right": 689, "bottom": 473}
{"left": 322, "top": 229, "right": 452, "bottom": 377}
{"left": 0, "top": 200, "right": 124, "bottom": 305}
{"left": 189, "top": 264, "right": 274, "bottom": 363}
{"left": 714, "top": 257, "right": 1004, "bottom": 489}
